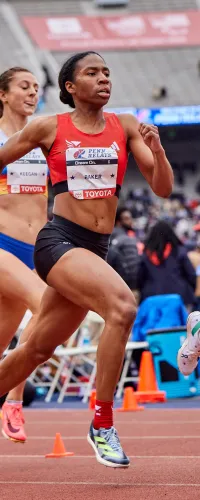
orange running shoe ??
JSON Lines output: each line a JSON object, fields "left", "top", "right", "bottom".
{"left": 1, "top": 401, "right": 27, "bottom": 443}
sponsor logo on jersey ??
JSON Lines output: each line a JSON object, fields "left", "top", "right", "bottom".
{"left": 10, "top": 185, "right": 46, "bottom": 194}
{"left": 73, "top": 149, "right": 86, "bottom": 159}
{"left": 110, "top": 141, "right": 120, "bottom": 151}
{"left": 66, "top": 140, "right": 81, "bottom": 148}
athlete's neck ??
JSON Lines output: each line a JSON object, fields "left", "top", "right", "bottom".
{"left": 71, "top": 107, "right": 105, "bottom": 134}
{"left": 0, "top": 109, "right": 28, "bottom": 137}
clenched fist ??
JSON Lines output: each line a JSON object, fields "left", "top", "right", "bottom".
{"left": 139, "top": 123, "right": 163, "bottom": 153}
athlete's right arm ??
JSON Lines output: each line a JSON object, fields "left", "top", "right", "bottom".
{"left": 0, "top": 116, "right": 55, "bottom": 173}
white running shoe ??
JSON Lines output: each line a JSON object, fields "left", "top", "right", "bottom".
{"left": 177, "top": 311, "right": 200, "bottom": 376}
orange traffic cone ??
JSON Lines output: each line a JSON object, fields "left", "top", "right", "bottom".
{"left": 89, "top": 389, "right": 96, "bottom": 410}
{"left": 136, "top": 351, "right": 166, "bottom": 403}
{"left": 45, "top": 433, "right": 74, "bottom": 458}
{"left": 117, "top": 387, "right": 144, "bottom": 412}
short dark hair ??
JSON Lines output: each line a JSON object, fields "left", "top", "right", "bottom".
{"left": 115, "top": 206, "right": 131, "bottom": 224}
{"left": 0, "top": 67, "right": 32, "bottom": 118}
{"left": 58, "top": 51, "right": 103, "bottom": 109}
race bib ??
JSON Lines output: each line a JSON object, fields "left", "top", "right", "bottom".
{"left": 7, "top": 149, "right": 47, "bottom": 194}
{"left": 66, "top": 147, "right": 118, "bottom": 200}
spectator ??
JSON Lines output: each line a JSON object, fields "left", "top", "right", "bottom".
{"left": 37, "top": 65, "right": 54, "bottom": 112}
{"left": 108, "top": 206, "right": 142, "bottom": 290}
{"left": 107, "top": 232, "right": 139, "bottom": 290}
{"left": 41, "top": 64, "right": 54, "bottom": 102}
{"left": 111, "top": 206, "right": 135, "bottom": 242}
{"left": 136, "top": 220, "right": 196, "bottom": 309}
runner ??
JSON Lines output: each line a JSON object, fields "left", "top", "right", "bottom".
{"left": 177, "top": 312, "right": 200, "bottom": 376}
{"left": 0, "top": 52, "right": 173, "bottom": 467}
{"left": 0, "top": 67, "right": 47, "bottom": 442}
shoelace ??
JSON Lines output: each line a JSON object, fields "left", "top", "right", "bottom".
{"left": 8, "top": 406, "right": 25, "bottom": 426}
{"left": 101, "top": 427, "right": 122, "bottom": 452}
{"left": 183, "top": 348, "right": 200, "bottom": 361}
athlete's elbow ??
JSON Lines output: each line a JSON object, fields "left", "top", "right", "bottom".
{"left": 152, "top": 172, "right": 174, "bottom": 198}
{"left": 160, "top": 188, "right": 173, "bottom": 199}
{"left": 153, "top": 184, "right": 173, "bottom": 198}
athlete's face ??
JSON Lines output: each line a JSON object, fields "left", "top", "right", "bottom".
{"left": 66, "top": 54, "right": 112, "bottom": 107}
{"left": 0, "top": 72, "right": 39, "bottom": 116}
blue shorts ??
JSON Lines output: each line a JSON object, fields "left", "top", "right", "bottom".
{"left": 0, "top": 233, "right": 35, "bottom": 270}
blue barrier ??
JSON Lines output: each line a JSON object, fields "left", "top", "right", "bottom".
{"left": 147, "top": 327, "right": 200, "bottom": 399}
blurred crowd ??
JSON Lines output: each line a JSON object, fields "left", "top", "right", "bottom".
{"left": 120, "top": 187, "right": 200, "bottom": 248}
{"left": 108, "top": 187, "right": 200, "bottom": 313}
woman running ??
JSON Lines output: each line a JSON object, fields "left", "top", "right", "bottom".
{"left": 0, "top": 51, "right": 173, "bottom": 467}
{"left": 0, "top": 67, "right": 47, "bottom": 442}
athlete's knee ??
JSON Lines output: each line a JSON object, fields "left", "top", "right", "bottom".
{"left": 108, "top": 292, "right": 137, "bottom": 333}
{"left": 27, "top": 339, "right": 53, "bottom": 366}
{"left": 28, "top": 296, "right": 42, "bottom": 315}
{"left": 27, "top": 284, "right": 45, "bottom": 314}
{"left": 118, "top": 295, "right": 137, "bottom": 331}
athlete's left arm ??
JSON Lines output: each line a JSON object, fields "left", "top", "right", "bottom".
{"left": 119, "top": 114, "right": 174, "bottom": 198}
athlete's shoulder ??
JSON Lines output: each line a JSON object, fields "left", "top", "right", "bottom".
{"left": 104, "top": 112, "right": 131, "bottom": 134}
{"left": 117, "top": 114, "right": 140, "bottom": 140}
{"left": 29, "top": 114, "right": 57, "bottom": 132}
{"left": 21, "top": 115, "right": 57, "bottom": 148}
{"left": 117, "top": 113, "right": 139, "bottom": 128}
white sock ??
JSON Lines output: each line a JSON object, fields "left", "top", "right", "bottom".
{"left": 6, "top": 400, "right": 23, "bottom": 405}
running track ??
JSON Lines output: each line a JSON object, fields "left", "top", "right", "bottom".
{"left": 1, "top": 408, "right": 200, "bottom": 500}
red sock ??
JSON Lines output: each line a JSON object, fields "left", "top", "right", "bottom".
{"left": 93, "top": 400, "right": 113, "bottom": 429}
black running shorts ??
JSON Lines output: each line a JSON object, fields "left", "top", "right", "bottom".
{"left": 34, "top": 214, "right": 110, "bottom": 283}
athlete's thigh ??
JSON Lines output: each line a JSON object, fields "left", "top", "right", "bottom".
{"left": 46, "top": 248, "right": 135, "bottom": 320}
{"left": 29, "top": 286, "right": 88, "bottom": 353}
{"left": 0, "top": 249, "right": 45, "bottom": 312}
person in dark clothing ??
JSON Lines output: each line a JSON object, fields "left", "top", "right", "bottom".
{"left": 41, "top": 65, "right": 54, "bottom": 102}
{"left": 108, "top": 206, "right": 140, "bottom": 289}
{"left": 137, "top": 220, "right": 196, "bottom": 308}
{"left": 107, "top": 233, "right": 139, "bottom": 290}
{"left": 111, "top": 206, "right": 135, "bottom": 241}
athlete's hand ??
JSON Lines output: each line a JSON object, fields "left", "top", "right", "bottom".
{"left": 139, "top": 123, "right": 163, "bottom": 153}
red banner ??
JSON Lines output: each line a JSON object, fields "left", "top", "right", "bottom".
{"left": 22, "top": 11, "right": 200, "bottom": 51}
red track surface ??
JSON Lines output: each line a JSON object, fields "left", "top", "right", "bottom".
{"left": 1, "top": 408, "right": 200, "bottom": 500}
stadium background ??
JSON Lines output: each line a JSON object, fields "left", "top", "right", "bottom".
{"left": 1, "top": 4, "right": 200, "bottom": 497}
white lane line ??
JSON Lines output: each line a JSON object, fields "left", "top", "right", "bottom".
{"left": 22, "top": 409, "right": 200, "bottom": 415}
{"left": 24, "top": 420, "right": 200, "bottom": 425}
{"left": 23, "top": 408, "right": 200, "bottom": 411}
{"left": 0, "top": 435, "right": 199, "bottom": 440}
{"left": 23, "top": 410, "right": 89, "bottom": 413}
{"left": 0, "top": 481, "right": 200, "bottom": 486}
{"left": 0, "top": 455, "right": 200, "bottom": 459}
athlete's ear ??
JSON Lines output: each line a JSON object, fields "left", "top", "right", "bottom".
{"left": 0, "top": 90, "right": 8, "bottom": 104}
{"left": 65, "top": 81, "right": 76, "bottom": 97}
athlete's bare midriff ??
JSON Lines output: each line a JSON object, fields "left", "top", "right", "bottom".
{"left": 54, "top": 192, "right": 118, "bottom": 234}
{"left": 0, "top": 193, "right": 47, "bottom": 244}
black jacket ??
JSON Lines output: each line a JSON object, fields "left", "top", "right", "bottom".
{"left": 137, "top": 246, "right": 196, "bottom": 306}
{"left": 108, "top": 233, "right": 139, "bottom": 289}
